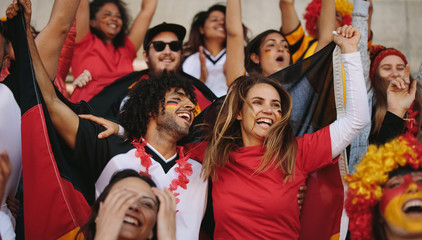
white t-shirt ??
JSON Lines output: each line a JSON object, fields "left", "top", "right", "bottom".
{"left": 183, "top": 48, "right": 227, "bottom": 97}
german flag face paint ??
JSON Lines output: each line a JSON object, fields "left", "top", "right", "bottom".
{"left": 380, "top": 172, "right": 422, "bottom": 233}
{"left": 264, "top": 49, "right": 271, "bottom": 55}
{"left": 277, "top": 110, "right": 282, "bottom": 119}
{"left": 165, "top": 101, "right": 178, "bottom": 110}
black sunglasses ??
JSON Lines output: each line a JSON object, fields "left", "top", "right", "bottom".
{"left": 150, "top": 41, "right": 182, "bottom": 52}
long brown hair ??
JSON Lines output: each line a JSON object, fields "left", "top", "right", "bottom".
{"left": 371, "top": 72, "right": 422, "bottom": 140}
{"left": 201, "top": 74, "right": 297, "bottom": 180}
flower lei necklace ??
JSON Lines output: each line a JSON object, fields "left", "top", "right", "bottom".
{"left": 404, "top": 101, "right": 419, "bottom": 135}
{"left": 131, "top": 138, "right": 193, "bottom": 205}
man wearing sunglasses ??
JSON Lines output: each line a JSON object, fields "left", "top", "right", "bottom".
{"left": 88, "top": 22, "right": 216, "bottom": 119}
{"left": 142, "top": 22, "right": 185, "bottom": 76}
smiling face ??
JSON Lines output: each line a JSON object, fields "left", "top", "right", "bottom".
{"left": 90, "top": 3, "right": 123, "bottom": 43}
{"left": 200, "top": 10, "right": 225, "bottom": 41}
{"left": 155, "top": 88, "right": 195, "bottom": 139}
{"left": 144, "top": 32, "right": 182, "bottom": 76}
{"left": 251, "top": 32, "right": 290, "bottom": 77}
{"left": 380, "top": 171, "right": 422, "bottom": 237}
{"left": 237, "top": 83, "right": 282, "bottom": 146}
{"left": 111, "top": 177, "right": 158, "bottom": 240}
{"left": 377, "top": 55, "right": 406, "bottom": 84}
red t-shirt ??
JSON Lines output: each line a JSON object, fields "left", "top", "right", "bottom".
{"left": 212, "top": 126, "right": 335, "bottom": 239}
{"left": 70, "top": 31, "right": 136, "bottom": 102}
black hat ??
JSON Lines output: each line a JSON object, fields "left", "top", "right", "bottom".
{"left": 143, "top": 22, "right": 186, "bottom": 50}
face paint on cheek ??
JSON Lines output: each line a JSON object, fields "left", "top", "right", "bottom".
{"left": 165, "top": 101, "right": 178, "bottom": 109}
{"left": 381, "top": 174, "right": 422, "bottom": 232}
{"left": 277, "top": 110, "right": 282, "bottom": 119}
{"left": 264, "top": 49, "right": 271, "bottom": 55}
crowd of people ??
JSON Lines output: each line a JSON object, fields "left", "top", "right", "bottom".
{"left": 0, "top": 0, "right": 421, "bottom": 239}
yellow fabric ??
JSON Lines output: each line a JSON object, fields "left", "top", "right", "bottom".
{"left": 329, "top": 232, "right": 340, "bottom": 240}
{"left": 58, "top": 227, "right": 83, "bottom": 240}
{"left": 285, "top": 24, "right": 318, "bottom": 64}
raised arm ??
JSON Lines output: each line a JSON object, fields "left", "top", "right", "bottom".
{"left": 329, "top": 26, "right": 370, "bottom": 158}
{"left": 34, "top": 0, "right": 80, "bottom": 80}
{"left": 279, "top": 0, "right": 300, "bottom": 35}
{"left": 314, "top": 0, "right": 335, "bottom": 52}
{"left": 19, "top": 0, "right": 80, "bottom": 149}
{"left": 352, "top": 0, "right": 371, "bottom": 91}
{"left": 127, "top": 0, "right": 157, "bottom": 51}
{"left": 75, "top": 0, "right": 90, "bottom": 43}
{"left": 5, "top": 0, "right": 79, "bottom": 80}
{"left": 225, "top": 0, "right": 246, "bottom": 86}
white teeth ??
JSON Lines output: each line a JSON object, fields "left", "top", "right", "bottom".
{"left": 257, "top": 118, "right": 273, "bottom": 125}
{"left": 403, "top": 199, "right": 422, "bottom": 212}
{"left": 109, "top": 24, "right": 117, "bottom": 29}
{"left": 177, "top": 112, "right": 191, "bottom": 121}
{"left": 123, "top": 216, "right": 139, "bottom": 226}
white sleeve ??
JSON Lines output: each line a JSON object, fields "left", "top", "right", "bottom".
{"left": 329, "top": 52, "right": 370, "bottom": 158}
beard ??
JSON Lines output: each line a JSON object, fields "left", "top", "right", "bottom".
{"left": 155, "top": 111, "right": 189, "bottom": 140}
{"left": 147, "top": 56, "right": 182, "bottom": 78}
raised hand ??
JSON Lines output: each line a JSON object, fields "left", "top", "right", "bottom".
{"left": 94, "top": 187, "right": 147, "bottom": 240}
{"left": 198, "top": 46, "right": 208, "bottom": 83}
{"left": 6, "top": 0, "right": 32, "bottom": 29}
{"left": 387, "top": 65, "right": 416, "bottom": 118}
{"left": 333, "top": 25, "right": 361, "bottom": 54}
{"left": 152, "top": 188, "right": 177, "bottom": 240}
{"left": 72, "top": 69, "right": 92, "bottom": 88}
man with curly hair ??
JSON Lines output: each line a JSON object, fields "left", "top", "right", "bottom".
{"left": 30, "top": 15, "right": 208, "bottom": 237}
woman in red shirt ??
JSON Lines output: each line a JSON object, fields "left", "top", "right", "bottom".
{"left": 70, "top": 0, "right": 157, "bottom": 102}
{"left": 201, "top": 24, "right": 370, "bottom": 239}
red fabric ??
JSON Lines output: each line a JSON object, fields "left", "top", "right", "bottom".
{"left": 71, "top": 71, "right": 131, "bottom": 103}
{"left": 194, "top": 88, "right": 212, "bottom": 113}
{"left": 299, "top": 162, "right": 343, "bottom": 240}
{"left": 212, "top": 126, "right": 335, "bottom": 239}
{"left": 70, "top": 31, "right": 136, "bottom": 102}
{"left": 22, "top": 105, "right": 91, "bottom": 239}
{"left": 54, "top": 21, "right": 76, "bottom": 98}
{"left": 0, "top": 67, "right": 10, "bottom": 82}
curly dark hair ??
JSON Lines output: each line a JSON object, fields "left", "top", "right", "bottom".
{"left": 120, "top": 72, "right": 197, "bottom": 140}
{"left": 244, "top": 30, "right": 291, "bottom": 74}
{"left": 89, "top": 0, "right": 130, "bottom": 49}
{"left": 76, "top": 169, "right": 157, "bottom": 240}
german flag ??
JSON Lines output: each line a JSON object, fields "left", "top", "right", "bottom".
{"left": 6, "top": 9, "right": 91, "bottom": 239}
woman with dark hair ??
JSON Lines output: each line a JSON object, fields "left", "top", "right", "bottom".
{"left": 70, "top": 0, "right": 157, "bottom": 102}
{"left": 368, "top": 45, "right": 421, "bottom": 142}
{"left": 201, "top": 21, "right": 370, "bottom": 238}
{"left": 78, "top": 169, "right": 176, "bottom": 240}
{"left": 182, "top": 4, "right": 249, "bottom": 97}
{"left": 225, "top": 0, "right": 292, "bottom": 85}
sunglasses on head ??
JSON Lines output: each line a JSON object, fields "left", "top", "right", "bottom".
{"left": 150, "top": 41, "right": 182, "bottom": 52}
